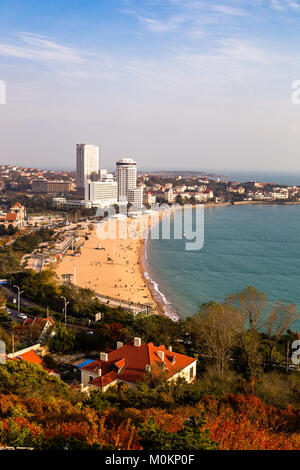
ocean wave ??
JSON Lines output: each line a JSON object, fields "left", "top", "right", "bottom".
{"left": 143, "top": 259, "right": 179, "bottom": 322}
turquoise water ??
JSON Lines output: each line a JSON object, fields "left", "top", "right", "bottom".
{"left": 147, "top": 204, "right": 300, "bottom": 328}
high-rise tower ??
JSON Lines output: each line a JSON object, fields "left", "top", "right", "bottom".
{"left": 76, "top": 143, "right": 99, "bottom": 196}
{"left": 116, "top": 158, "right": 137, "bottom": 202}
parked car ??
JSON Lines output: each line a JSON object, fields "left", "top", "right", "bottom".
{"left": 18, "top": 313, "right": 27, "bottom": 320}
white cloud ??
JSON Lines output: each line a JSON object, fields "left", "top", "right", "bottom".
{"left": 138, "top": 15, "right": 185, "bottom": 32}
{"left": 217, "top": 38, "right": 270, "bottom": 64}
{"left": 0, "top": 32, "right": 83, "bottom": 63}
{"left": 213, "top": 5, "right": 248, "bottom": 16}
{"left": 270, "top": 0, "right": 299, "bottom": 10}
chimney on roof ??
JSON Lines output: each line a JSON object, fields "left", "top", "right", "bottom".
{"left": 134, "top": 337, "right": 141, "bottom": 347}
{"left": 100, "top": 352, "right": 108, "bottom": 362}
{"left": 97, "top": 367, "right": 102, "bottom": 377}
{"left": 168, "top": 346, "right": 172, "bottom": 352}
{"left": 145, "top": 364, "right": 151, "bottom": 373}
{"left": 157, "top": 350, "right": 164, "bottom": 361}
{"left": 117, "top": 341, "right": 123, "bottom": 349}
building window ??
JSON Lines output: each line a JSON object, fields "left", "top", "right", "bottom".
{"left": 89, "top": 375, "right": 93, "bottom": 382}
{"left": 189, "top": 367, "right": 194, "bottom": 380}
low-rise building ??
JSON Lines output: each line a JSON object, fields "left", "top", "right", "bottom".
{"left": 23, "top": 316, "right": 55, "bottom": 343}
{"left": 79, "top": 338, "right": 197, "bottom": 392}
{"left": 7, "top": 344, "right": 60, "bottom": 378}
{"left": 143, "top": 191, "right": 156, "bottom": 206}
{"left": 32, "top": 177, "right": 72, "bottom": 194}
{"left": 164, "top": 188, "right": 174, "bottom": 204}
{"left": 128, "top": 187, "right": 144, "bottom": 208}
{"left": 0, "top": 203, "right": 26, "bottom": 229}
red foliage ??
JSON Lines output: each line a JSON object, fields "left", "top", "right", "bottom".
{"left": 0, "top": 392, "right": 299, "bottom": 450}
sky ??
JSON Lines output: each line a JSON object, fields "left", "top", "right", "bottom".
{"left": 1, "top": 0, "right": 300, "bottom": 172}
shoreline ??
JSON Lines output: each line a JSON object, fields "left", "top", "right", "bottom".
{"left": 141, "top": 237, "right": 180, "bottom": 321}
{"left": 137, "top": 212, "right": 180, "bottom": 320}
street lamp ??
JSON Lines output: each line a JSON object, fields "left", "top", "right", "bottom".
{"left": 13, "top": 285, "right": 24, "bottom": 313}
{"left": 61, "top": 296, "right": 69, "bottom": 325}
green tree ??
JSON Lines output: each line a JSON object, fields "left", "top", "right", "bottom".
{"left": 139, "top": 414, "right": 217, "bottom": 450}
{"left": 49, "top": 322, "right": 77, "bottom": 353}
{"left": 0, "top": 360, "right": 69, "bottom": 399}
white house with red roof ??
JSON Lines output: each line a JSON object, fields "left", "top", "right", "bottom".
{"left": 7, "top": 344, "right": 60, "bottom": 378}
{"left": 0, "top": 203, "right": 26, "bottom": 230}
{"left": 79, "top": 337, "right": 197, "bottom": 392}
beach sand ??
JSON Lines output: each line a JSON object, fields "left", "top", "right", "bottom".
{"left": 55, "top": 216, "right": 158, "bottom": 308}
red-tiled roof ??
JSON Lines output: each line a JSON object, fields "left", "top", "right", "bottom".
{"left": 13, "top": 349, "right": 55, "bottom": 375}
{"left": 23, "top": 317, "right": 55, "bottom": 329}
{"left": 91, "top": 371, "right": 118, "bottom": 388}
{"left": 11, "top": 203, "right": 22, "bottom": 208}
{"left": 81, "top": 342, "right": 196, "bottom": 389}
{"left": 15, "top": 350, "right": 43, "bottom": 365}
{"left": 6, "top": 213, "right": 17, "bottom": 221}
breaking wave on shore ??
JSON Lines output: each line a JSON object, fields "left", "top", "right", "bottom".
{"left": 142, "top": 239, "right": 179, "bottom": 322}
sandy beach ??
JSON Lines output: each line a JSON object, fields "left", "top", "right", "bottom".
{"left": 55, "top": 215, "right": 159, "bottom": 308}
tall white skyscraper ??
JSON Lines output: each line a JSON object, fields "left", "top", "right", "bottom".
{"left": 116, "top": 158, "right": 137, "bottom": 202}
{"left": 76, "top": 143, "right": 99, "bottom": 196}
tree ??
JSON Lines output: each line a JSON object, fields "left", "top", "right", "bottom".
{"left": 49, "top": 322, "right": 77, "bottom": 353}
{"left": 264, "top": 302, "right": 299, "bottom": 367}
{"left": 190, "top": 303, "right": 244, "bottom": 373}
{"left": 175, "top": 194, "right": 183, "bottom": 205}
{"left": 226, "top": 286, "right": 268, "bottom": 332}
{"left": 139, "top": 414, "right": 217, "bottom": 450}
{"left": 140, "top": 362, "right": 170, "bottom": 389}
{"left": 0, "top": 291, "right": 7, "bottom": 313}
{"left": 7, "top": 224, "right": 16, "bottom": 236}
{"left": 0, "top": 360, "right": 69, "bottom": 399}
{"left": 239, "top": 330, "right": 262, "bottom": 378}
{"left": 0, "top": 326, "right": 12, "bottom": 353}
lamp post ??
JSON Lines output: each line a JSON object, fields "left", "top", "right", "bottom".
{"left": 61, "top": 296, "right": 69, "bottom": 325}
{"left": 13, "top": 285, "right": 24, "bottom": 313}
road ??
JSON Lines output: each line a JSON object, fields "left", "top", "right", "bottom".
{"left": 6, "top": 305, "right": 34, "bottom": 324}
{"left": 5, "top": 288, "right": 41, "bottom": 310}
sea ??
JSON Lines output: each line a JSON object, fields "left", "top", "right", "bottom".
{"left": 223, "top": 171, "right": 300, "bottom": 186}
{"left": 146, "top": 203, "right": 300, "bottom": 330}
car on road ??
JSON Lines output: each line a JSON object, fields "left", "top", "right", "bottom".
{"left": 6, "top": 309, "right": 11, "bottom": 315}
{"left": 86, "top": 330, "right": 94, "bottom": 335}
{"left": 18, "top": 313, "right": 27, "bottom": 320}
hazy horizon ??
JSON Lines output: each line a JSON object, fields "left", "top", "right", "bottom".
{"left": 1, "top": 1, "right": 300, "bottom": 172}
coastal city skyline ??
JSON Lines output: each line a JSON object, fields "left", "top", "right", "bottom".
{"left": 1, "top": 0, "right": 300, "bottom": 455}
